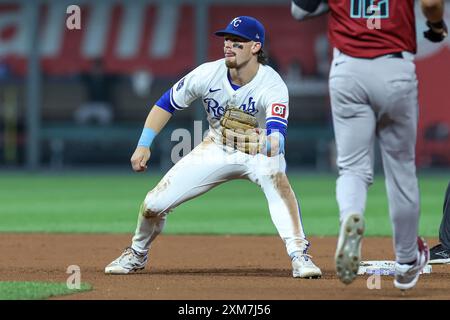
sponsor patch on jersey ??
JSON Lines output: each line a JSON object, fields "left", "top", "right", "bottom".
{"left": 271, "top": 103, "right": 287, "bottom": 118}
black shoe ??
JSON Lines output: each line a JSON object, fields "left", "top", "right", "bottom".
{"left": 429, "top": 244, "right": 450, "bottom": 264}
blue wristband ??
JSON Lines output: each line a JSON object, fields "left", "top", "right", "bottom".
{"left": 137, "top": 127, "right": 157, "bottom": 148}
{"left": 267, "top": 132, "right": 285, "bottom": 155}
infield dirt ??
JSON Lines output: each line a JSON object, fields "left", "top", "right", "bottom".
{"left": 1, "top": 234, "right": 449, "bottom": 300}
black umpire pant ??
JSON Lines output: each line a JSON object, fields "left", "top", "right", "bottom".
{"left": 439, "top": 181, "right": 450, "bottom": 249}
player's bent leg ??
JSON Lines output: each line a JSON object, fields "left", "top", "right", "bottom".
{"left": 332, "top": 110, "right": 375, "bottom": 220}
{"left": 249, "top": 156, "right": 322, "bottom": 279}
{"left": 131, "top": 203, "right": 167, "bottom": 254}
{"left": 334, "top": 174, "right": 369, "bottom": 285}
{"left": 106, "top": 140, "right": 246, "bottom": 274}
{"left": 329, "top": 76, "right": 375, "bottom": 284}
{"left": 330, "top": 75, "right": 376, "bottom": 222}
{"left": 105, "top": 200, "right": 166, "bottom": 274}
{"left": 131, "top": 161, "right": 244, "bottom": 253}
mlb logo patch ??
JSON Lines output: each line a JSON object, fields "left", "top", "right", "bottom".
{"left": 271, "top": 103, "right": 286, "bottom": 118}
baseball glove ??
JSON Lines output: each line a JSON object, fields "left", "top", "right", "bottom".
{"left": 424, "top": 20, "right": 448, "bottom": 43}
{"left": 220, "top": 107, "right": 265, "bottom": 155}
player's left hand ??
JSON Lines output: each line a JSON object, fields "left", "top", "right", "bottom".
{"left": 424, "top": 20, "right": 448, "bottom": 43}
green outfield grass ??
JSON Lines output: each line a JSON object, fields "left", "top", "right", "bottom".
{"left": 0, "top": 172, "right": 447, "bottom": 237}
{"left": 0, "top": 281, "right": 91, "bottom": 300}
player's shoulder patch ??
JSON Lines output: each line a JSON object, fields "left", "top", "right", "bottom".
{"left": 271, "top": 103, "right": 287, "bottom": 119}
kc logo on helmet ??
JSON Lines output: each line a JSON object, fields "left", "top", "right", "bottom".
{"left": 271, "top": 103, "right": 287, "bottom": 118}
{"left": 231, "top": 17, "right": 242, "bottom": 27}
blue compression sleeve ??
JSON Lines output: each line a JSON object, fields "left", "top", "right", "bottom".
{"left": 137, "top": 127, "right": 157, "bottom": 148}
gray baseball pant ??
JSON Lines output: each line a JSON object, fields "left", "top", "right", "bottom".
{"left": 329, "top": 48, "right": 420, "bottom": 264}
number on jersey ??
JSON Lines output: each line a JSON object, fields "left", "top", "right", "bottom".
{"left": 350, "top": 0, "right": 389, "bottom": 19}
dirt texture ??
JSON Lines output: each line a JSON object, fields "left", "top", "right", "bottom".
{"left": 0, "top": 234, "right": 449, "bottom": 300}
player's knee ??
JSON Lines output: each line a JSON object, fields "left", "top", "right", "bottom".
{"left": 140, "top": 202, "right": 161, "bottom": 218}
{"left": 140, "top": 198, "right": 164, "bottom": 218}
{"left": 391, "top": 204, "right": 419, "bottom": 225}
{"left": 338, "top": 167, "right": 373, "bottom": 185}
{"left": 390, "top": 197, "right": 419, "bottom": 221}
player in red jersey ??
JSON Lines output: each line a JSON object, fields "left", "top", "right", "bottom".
{"left": 291, "top": 0, "right": 447, "bottom": 289}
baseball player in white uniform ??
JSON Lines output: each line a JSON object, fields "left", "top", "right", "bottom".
{"left": 105, "top": 16, "right": 322, "bottom": 279}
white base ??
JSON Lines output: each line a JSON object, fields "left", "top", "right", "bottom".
{"left": 357, "top": 260, "right": 432, "bottom": 276}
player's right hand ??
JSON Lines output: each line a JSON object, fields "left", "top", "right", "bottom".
{"left": 130, "top": 146, "right": 151, "bottom": 172}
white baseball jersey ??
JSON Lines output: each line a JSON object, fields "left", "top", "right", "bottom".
{"left": 168, "top": 58, "right": 289, "bottom": 143}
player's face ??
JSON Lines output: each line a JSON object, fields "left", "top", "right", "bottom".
{"left": 223, "top": 35, "right": 260, "bottom": 69}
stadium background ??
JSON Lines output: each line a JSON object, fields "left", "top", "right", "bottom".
{"left": 0, "top": 0, "right": 449, "bottom": 300}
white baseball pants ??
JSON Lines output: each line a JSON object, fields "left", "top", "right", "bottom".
{"left": 131, "top": 136, "right": 310, "bottom": 257}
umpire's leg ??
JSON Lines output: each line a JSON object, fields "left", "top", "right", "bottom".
{"left": 439, "top": 181, "right": 450, "bottom": 249}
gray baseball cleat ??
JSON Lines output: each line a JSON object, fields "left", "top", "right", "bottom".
{"left": 105, "top": 247, "right": 148, "bottom": 274}
{"left": 291, "top": 253, "right": 322, "bottom": 279}
{"left": 335, "top": 213, "right": 365, "bottom": 285}
{"left": 394, "top": 237, "right": 430, "bottom": 291}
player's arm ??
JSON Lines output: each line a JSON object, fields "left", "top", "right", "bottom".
{"left": 265, "top": 129, "right": 285, "bottom": 157}
{"left": 291, "top": 0, "right": 329, "bottom": 21}
{"left": 265, "top": 114, "right": 287, "bottom": 157}
{"left": 264, "top": 85, "right": 289, "bottom": 157}
{"left": 131, "top": 64, "right": 205, "bottom": 172}
{"left": 421, "top": 0, "right": 448, "bottom": 42}
{"left": 131, "top": 85, "right": 178, "bottom": 172}
{"left": 131, "top": 105, "right": 172, "bottom": 172}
